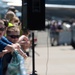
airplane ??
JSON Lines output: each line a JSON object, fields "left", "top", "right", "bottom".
{"left": 45, "top": 4, "right": 75, "bottom": 9}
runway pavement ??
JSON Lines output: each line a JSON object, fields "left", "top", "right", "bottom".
{"left": 29, "top": 30, "right": 75, "bottom": 75}
{"left": 35, "top": 45, "right": 75, "bottom": 75}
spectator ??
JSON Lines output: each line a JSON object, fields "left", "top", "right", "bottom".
{"left": 6, "top": 26, "right": 31, "bottom": 74}
{"left": 50, "top": 20, "right": 62, "bottom": 46}
{"left": 0, "top": 20, "right": 22, "bottom": 75}
{"left": 5, "top": 11, "right": 16, "bottom": 27}
{"left": 0, "top": 20, "right": 27, "bottom": 75}
{"left": 8, "top": 6, "right": 17, "bottom": 14}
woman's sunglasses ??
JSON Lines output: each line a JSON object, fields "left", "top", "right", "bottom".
{"left": 8, "top": 35, "right": 20, "bottom": 38}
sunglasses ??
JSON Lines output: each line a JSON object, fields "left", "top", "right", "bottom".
{"left": 0, "top": 27, "right": 5, "bottom": 31}
{"left": 14, "top": 20, "right": 18, "bottom": 23}
{"left": 8, "top": 35, "right": 20, "bottom": 38}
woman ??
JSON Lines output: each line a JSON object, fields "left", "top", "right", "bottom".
{"left": 6, "top": 26, "right": 32, "bottom": 75}
{"left": 0, "top": 20, "right": 27, "bottom": 75}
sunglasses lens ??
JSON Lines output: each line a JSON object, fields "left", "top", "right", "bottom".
{"left": 8, "top": 35, "right": 20, "bottom": 38}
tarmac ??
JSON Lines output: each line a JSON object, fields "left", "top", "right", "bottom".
{"left": 35, "top": 45, "right": 75, "bottom": 75}
{"left": 27, "top": 32, "right": 75, "bottom": 75}
{"left": 25, "top": 30, "right": 75, "bottom": 75}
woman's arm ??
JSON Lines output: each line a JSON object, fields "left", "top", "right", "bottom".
{"left": 18, "top": 35, "right": 31, "bottom": 50}
{"left": 4, "top": 43, "right": 28, "bottom": 59}
{"left": 18, "top": 35, "right": 29, "bottom": 43}
{"left": 16, "top": 49, "right": 28, "bottom": 59}
{"left": 4, "top": 43, "right": 21, "bottom": 53}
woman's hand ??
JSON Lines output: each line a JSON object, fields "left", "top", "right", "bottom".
{"left": 12, "top": 43, "right": 21, "bottom": 50}
{"left": 17, "top": 49, "right": 28, "bottom": 59}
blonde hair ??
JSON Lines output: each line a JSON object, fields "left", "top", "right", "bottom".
{"left": 7, "top": 25, "right": 20, "bottom": 35}
{"left": 13, "top": 16, "right": 22, "bottom": 30}
{"left": 5, "top": 11, "right": 16, "bottom": 21}
{"left": 13, "top": 16, "right": 20, "bottom": 22}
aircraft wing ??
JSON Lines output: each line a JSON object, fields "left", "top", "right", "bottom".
{"left": 45, "top": 4, "right": 75, "bottom": 9}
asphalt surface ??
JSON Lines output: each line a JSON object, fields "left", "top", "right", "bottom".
{"left": 29, "top": 30, "right": 75, "bottom": 75}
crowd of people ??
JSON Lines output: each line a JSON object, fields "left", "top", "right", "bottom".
{"left": 0, "top": 6, "right": 33, "bottom": 75}
{"left": 49, "top": 19, "right": 75, "bottom": 46}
